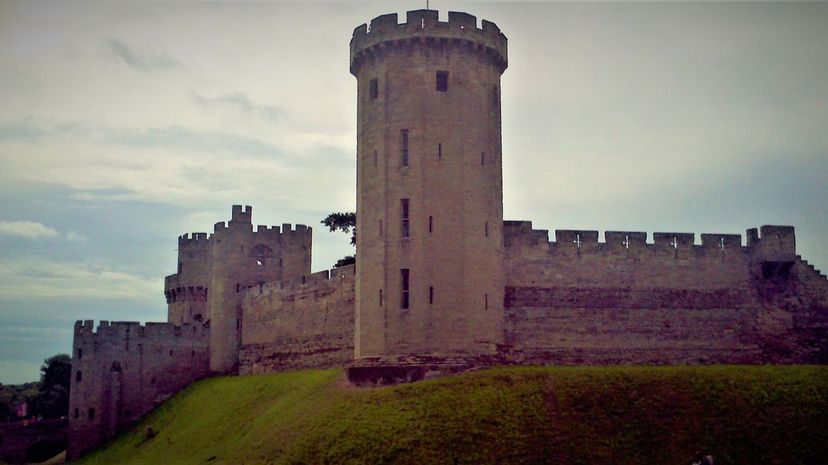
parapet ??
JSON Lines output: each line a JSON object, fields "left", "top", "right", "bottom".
{"left": 178, "top": 232, "right": 210, "bottom": 249}
{"left": 350, "top": 10, "right": 508, "bottom": 75}
{"left": 504, "top": 220, "right": 797, "bottom": 260}
{"left": 747, "top": 225, "right": 796, "bottom": 263}
{"left": 73, "top": 320, "right": 208, "bottom": 342}
{"left": 231, "top": 205, "right": 252, "bottom": 224}
{"left": 245, "top": 264, "right": 356, "bottom": 296}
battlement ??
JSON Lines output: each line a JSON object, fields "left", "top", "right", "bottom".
{"left": 178, "top": 232, "right": 210, "bottom": 248}
{"left": 245, "top": 264, "right": 356, "bottom": 297}
{"left": 231, "top": 204, "right": 252, "bottom": 224}
{"left": 504, "top": 221, "right": 797, "bottom": 260}
{"left": 350, "top": 10, "right": 507, "bottom": 75}
{"left": 211, "top": 217, "right": 310, "bottom": 238}
{"left": 73, "top": 319, "right": 208, "bottom": 341}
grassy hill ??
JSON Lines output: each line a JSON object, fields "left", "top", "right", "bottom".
{"left": 75, "top": 366, "right": 827, "bottom": 465}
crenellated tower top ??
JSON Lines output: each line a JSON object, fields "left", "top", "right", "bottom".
{"left": 350, "top": 10, "right": 507, "bottom": 76}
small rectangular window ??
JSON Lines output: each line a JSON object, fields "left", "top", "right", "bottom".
{"left": 481, "top": 151, "right": 485, "bottom": 165}
{"left": 401, "top": 199, "right": 410, "bottom": 238}
{"left": 77, "top": 348, "right": 82, "bottom": 359}
{"left": 369, "top": 78, "right": 378, "bottom": 100}
{"left": 88, "top": 408, "right": 95, "bottom": 420}
{"left": 401, "top": 129, "right": 409, "bottom": 166}
{"left": 373, "top": 149, "right": 378, "bottom": 167}
{"left": 401, "top": 269, "right": 410, "bottom": 309}
{"left": 76, "top": 371, "right": 82, "bottom": 382}
{"left": 436, "top": 71, "right": 449, "bottom": 92}
{"left": 438, "top": 143, "right": 442, "bottom": 160}
{"left": 379, "top": 219, "right": 383, "bottom": 238}
{"left": 485, "top": 222, "right": 489, "bottom": 237}
{"left": 429, "top": 216, "right": 433, "bottom": 233}
{"left": 379, "top": 289, "right": 383, "bottom": 306}
{"left": 429, "top": 286, "right": 434, "bottom": 304}
{"left": 485, "top": 293, "right": 489, "bottom": 309}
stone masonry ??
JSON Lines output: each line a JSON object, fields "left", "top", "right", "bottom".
{"left": 66, "top": 9, "right": 828, "bottom": 458}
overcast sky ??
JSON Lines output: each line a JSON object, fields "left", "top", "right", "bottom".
{"left": 1, "top": 0, "right": 826, "bottom": 384}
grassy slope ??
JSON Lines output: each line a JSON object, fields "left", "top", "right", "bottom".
{"left": 75, "top": 366, "right": 828, "bottom": 465}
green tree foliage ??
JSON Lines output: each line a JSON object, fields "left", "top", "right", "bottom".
{"left": 41, "top": 354, "right": 72, "bottom": 392}
{"left": 322, "top": 212, "right": 356, "bottom": 267}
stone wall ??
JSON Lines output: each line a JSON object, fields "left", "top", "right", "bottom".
{"left": 67, "top": 320, "right": 210, "bottom": 459}
{"left": 502, "top": 221, "right": 828, "bottom": 365}
{"left": 239, "top": 265, "right": 355, "bottom": 374}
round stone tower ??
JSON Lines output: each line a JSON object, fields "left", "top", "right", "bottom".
{"left": 350, "top": 10, "right": 508, "bottom": 363}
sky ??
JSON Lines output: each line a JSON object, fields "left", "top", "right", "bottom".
{"left": 1, "top": 0, "right": 826, "bottom": 384}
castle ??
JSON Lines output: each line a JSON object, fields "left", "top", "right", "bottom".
{"left": 66, "top": 10, "right": 828, "bottom": 459}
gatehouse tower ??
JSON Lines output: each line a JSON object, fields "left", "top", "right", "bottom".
{"left": 350, "top": 10, "right": 509, "bottom": 361}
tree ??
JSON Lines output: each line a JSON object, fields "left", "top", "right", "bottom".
{"left": 322, "top": 212, "right": 356, "bottom": 268}
{"left": 40, "top": 354, "right": 71, "bottom": 392}
{"left": 28, "top": 354, "right": 72, "bottom": 419}
{"left": 321, "top": 212, "right": 356, "bottom": 245}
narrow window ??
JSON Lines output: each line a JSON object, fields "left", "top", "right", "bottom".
{"left": 429, "top": 286, "right": 434, "bottom": 304}
{"left": 485, "top": 293, "right": 489, "bottom": 309}
{"left": 438, "top": 143, "right": 442, "bottom": 160}
{"left": 436, "top": 71, "right": 449, "bottom": 92}
{"left": 88, "top": 408, "right": 95, "bottom": 420}
{"left": 178, "top": 262, "right": 182, "bottom": 274}
{"left": 236, "top": 319, "right": 241, "bottom": 330}
{"left": 169, "top": 349, "right": 174, "bottom": 357}
{"left": 373, "top": 149, "right": 378, "bottom": 167}
{"left": 76, "top": 371, "right": 82, "bottom": 382}
{"left": 485, "top": 222, "right": 489, "bottom": 237}
{"left": 74, "top": 408, "right": 79, "bottom": 419}
{"left": 236, "top": 283, "right": 240, "bottom": 292}
{"left": 279, "top": 258, "right": 283, "bottom": 267}
{"left": 401, "top": 199, "right": 410, "bottom": 238}
{"left": 428, "top": 216, "right": 433, "bottom": 233}
{"left": 379, "top": 289, "right": 383, "bottom": 306}
{"left": 481, "top": 151, "right": 485, "bottom": 165}
{"left": 77, "top": 348, "right": 82, "bottom": 359}
{"left": 379, "top": 219, "right": 383, "bottom": 238}
{"left": 369, "top": 78, "right": 378, "bottom": 100}
{"left": 400, "top": 269, "right": 410, "bottom": 309}
{"left": 401, "top": 129, "right": 409, "bottom": 166}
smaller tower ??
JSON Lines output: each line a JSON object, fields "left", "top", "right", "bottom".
{"left": 164, "top": 205, "right": 312, "bottom": 373}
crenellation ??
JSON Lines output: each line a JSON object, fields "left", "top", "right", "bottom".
{"left": 504, "top": 222, "right": 789, "bottom": 261}
{"left": 605, "top": 231, "right": 648, "bottom": 251}
{"left": 701, "top": 233, "right": 743, "bottom": 250}
{"left": 72, "top": 320, "right": 208, "bottom": 342}
{"left": 350, "top": 10, "right": 507, "bottom": 76}
{"left": 555, "top": 230, "right": 600, "bottom": 254}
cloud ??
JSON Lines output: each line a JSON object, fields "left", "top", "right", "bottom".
{"left": 0, "top": 221, "right": 59, "bottom": 238}
{"left": 192, "top": 92, "right": 285, "bottom": 123}
{"left": 0, "top": 258, "right": 160, "bottom": 299}
{"left": 0, "top": 117, "right": 355, "bottom": 209}
{"left": 104, "top": 38, "right": 184, "bottom": 72}
{"left": 65, "top": 231, "right": 86, "bottom": 242}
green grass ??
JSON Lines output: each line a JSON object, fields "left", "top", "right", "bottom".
{"left": 75, "top": 366, "right": 828, "bottom": 465}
